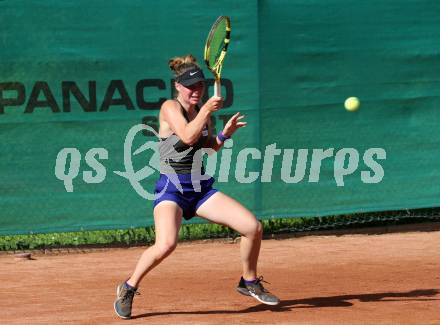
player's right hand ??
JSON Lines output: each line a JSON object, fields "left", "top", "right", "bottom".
{"left": 202, "top": 96, "right": 223, "bottom": 113}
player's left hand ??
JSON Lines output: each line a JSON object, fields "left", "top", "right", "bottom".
{"left": 223, "top": 112, "right": 247, "bottom": 137}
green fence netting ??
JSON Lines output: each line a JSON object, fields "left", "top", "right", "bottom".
{"left": 1, "top": 1, "right": 439, "bottom": 235}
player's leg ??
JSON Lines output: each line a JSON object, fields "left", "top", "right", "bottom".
{"left": 195, "top": 191, "right": 279, "bottom": 305}
{"left": 114, "top": 201, "right": 182, "bottom": 319}
{"left": 127, "top": 201, "right": 183, "bottom": 286}
{"left": 196, "top": 191, "right": 261, "bottom": 279}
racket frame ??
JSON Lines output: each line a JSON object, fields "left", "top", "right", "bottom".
{"left": 204, "top": 16, "right": 231, "bottom": 97}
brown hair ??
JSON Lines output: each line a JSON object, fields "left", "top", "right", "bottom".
{"left": 168, "top": 54, "right": 200, "bottom": 77}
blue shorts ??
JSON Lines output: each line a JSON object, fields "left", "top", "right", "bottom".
{"left": 153, "top": 174, "right": 218, "bottom": 220}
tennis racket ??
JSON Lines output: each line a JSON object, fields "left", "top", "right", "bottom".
{"left": 204, "top": 16, "right": 231, "bottom": 97}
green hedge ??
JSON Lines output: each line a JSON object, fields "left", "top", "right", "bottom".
{"left": 2, "top": 209, "right": 440, "bottom": 251}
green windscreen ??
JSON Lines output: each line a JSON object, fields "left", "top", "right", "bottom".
{"left": 206, "top": 17, "right": 227, "bottom": 68}
{"left": 1, "top": 1, "right": 440, "bottom": 236}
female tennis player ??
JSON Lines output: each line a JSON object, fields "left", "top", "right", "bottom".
{"left": 114, "top": 54, "right": 280, "bottom": 319}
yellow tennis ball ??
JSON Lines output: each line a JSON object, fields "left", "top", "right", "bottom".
{"left": 344, "top": 97, "right": 360, "bottom": 111}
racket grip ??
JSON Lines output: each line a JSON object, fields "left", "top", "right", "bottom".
{"left": 214, "top": 79, "right": 221, "bottom": 97}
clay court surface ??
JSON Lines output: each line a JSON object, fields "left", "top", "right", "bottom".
{"left": 2, "top": 228, "right": 440, "bottom": 324}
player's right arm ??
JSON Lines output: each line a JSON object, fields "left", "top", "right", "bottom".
{"left": 161, "top": 97, "right": 222, "bottom": 145}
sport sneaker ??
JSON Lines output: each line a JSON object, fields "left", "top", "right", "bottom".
{"left": 236, "top": 276, "right": 280, "bottom": 305}
{"left": 114, "top": 282, "right": 140, "bottom": 319}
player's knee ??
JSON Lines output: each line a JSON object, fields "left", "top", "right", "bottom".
{"left": 254, "top": 220, "right": 263, "bottom": 237}
{"left": 256, "top": 220, "right": 263, "bottom": 235}
{"left": 155, "top": 240, "right": 177, "bottom": 258}
{"left": 245, "top": 220, "right": 262, "bottom": 239}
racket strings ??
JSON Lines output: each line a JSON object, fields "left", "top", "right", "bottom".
{"left": 204, "top": 16, "right": 230, "bottom": 79}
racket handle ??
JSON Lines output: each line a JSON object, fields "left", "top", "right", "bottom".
{"left": 214, "top": 79, "right": 221, "bottom": 97}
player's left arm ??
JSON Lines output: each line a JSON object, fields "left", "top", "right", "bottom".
{"left": 205, "top": 112, "right": 247, "bottom": 152}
